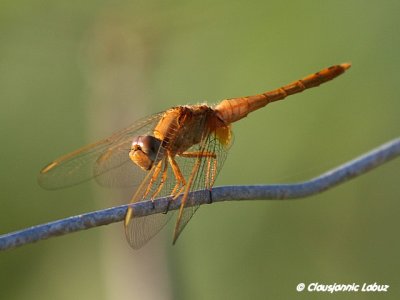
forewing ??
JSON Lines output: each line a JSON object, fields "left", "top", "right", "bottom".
{"left": 38, "top": 113, "right": 163, "bottom": 190}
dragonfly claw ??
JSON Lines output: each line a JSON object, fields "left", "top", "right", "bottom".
{"left": 163, "top": 199, "right": 172, "bottom": 214}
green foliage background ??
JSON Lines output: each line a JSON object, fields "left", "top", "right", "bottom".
{"left": 1, "top": 1, "right": 399, "bottom": 299}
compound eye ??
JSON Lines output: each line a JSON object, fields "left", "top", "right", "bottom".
{"left": 130, "top": 135, "right": 164, "bottom": 171}
{"left": 140, "top": 135, "right": 161, "bottom": 154}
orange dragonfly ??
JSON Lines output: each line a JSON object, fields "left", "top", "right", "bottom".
{"left": 39, "top": 63, "right": 351, "bottom": 249}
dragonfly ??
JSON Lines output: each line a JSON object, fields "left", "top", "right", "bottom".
{"left": 39, "top": 63, "right": 351, "bottom": 249}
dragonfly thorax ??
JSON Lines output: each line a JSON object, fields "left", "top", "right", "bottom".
{"left": 129, "top": 135, "right": 164, "bottom": 171}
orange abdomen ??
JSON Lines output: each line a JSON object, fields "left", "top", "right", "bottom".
{"left": 214, "top": 63, "right": 351, "bottom": 124}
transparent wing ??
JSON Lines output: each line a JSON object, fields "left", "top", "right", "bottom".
{"left": 125, "top": 212, "right": 174, "bottom": 250}
{"left": 172, "top": 126, "right": 232, "bottom": 244}
{"left": 124, "top": 114, "right": 232, "bottom": 249}
{"left": 124, "top": 154, "right": 176, "bottom": 249}
{"left": 38, "top": 113, "right": 163, "bottom": 190}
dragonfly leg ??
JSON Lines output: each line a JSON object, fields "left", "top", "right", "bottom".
{"left": 151, "top": 156, "right": 169, "bottom": 200}
{"left": 165, "top": 151, "right": 217, "bottom": 214}
{"left": 169, "top": 155, "right": 186, "bottom": 197}
{"left": 181, "top": 150, "right": 217, "bottom": 192}
{"left": 210, "top": 157, "right": 217, "bottom": 187}
{"left": 204, "top": 155, "right": 211, "bottom": 189}
{"left": 164, "top": 201, "right": 171, "bottom": 214}
{"left": 142, "top": 159, "right": 163, "bottom": 208}
{"left": 180, "top": 151, "right": 217, "bottom": 158}
{"left": 200, "top": 153, "right": 217, "bottom": 204}
{"left": 204, "top": 155, "right": 218, "bottom": 190}
{"left": 162, "top": 155, "right": 186, "bottom": 214}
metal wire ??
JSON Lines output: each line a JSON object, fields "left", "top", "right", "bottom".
{"left": 1, "top": 138, "right": 399, "bottom": 251}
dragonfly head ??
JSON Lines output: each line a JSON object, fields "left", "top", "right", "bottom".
{"left": 129, "top": 135, "right": 164, "bottom": 171}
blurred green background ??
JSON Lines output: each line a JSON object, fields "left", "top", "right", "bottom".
{"left": 1, "top": 1, "right": 399, "bottom": 299}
